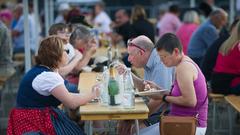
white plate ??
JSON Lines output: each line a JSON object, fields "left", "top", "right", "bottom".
{"left": 135, "top": 89, "right": 169, "bottom": 96}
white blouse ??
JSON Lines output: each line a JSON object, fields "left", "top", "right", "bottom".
{"left": 32, "top": 71, "right": 64, "bottom": 96}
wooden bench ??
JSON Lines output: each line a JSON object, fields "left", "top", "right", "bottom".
{"left": 13, "top": 53, "right": 25, "bottom": 61}
{"left": 225, "top": 95, "right": 240, "bottom": 113}
{"left": 208, "top": 93, "right": 230, "bottom": 135}
{"left": 225, "top": 95, "right": 240, "bottom": 135}
{"left": 13, "top": 60, "right": 24, "bottom": 76}
{"left": 0, "top": 76, "right": 8, "bottom": 84}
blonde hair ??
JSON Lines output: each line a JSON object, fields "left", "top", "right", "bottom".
{"left": 130, "top": 5, "right": 146, "bottom": 23}
{"left": 219, "top": 21, "right": 240, "bottom": 55}
{"left": 183, "top": 10, "right": 200, "bottom": 24}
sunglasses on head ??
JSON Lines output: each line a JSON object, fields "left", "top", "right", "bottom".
{"left": 127, "top": 38, "right": 145, "bottom": 52}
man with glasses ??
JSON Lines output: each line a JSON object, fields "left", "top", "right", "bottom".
{"left": 126, "top": 35, "right": 174, "bottom": 91}
{"left": 118, "top": 35, "right": 174, "bottom": 134}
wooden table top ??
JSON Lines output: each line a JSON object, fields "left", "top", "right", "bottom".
{"left": 78, "top": 72, "right": 98, "bottom": 93}
{"left": 79, "top": 98, "right": 149, "bottom": 120}
{"left": 78, "top": 72, "right": 149, "bottom": 121}
{"left": 225, "top": 95, "right": 240, "bottom": 112}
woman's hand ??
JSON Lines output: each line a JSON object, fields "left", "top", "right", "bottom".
{"left": 86, "top": 45, "right": 97, "bottom": 57}
{"left": 74, "top": 49, "right": 83, "bottom": 60}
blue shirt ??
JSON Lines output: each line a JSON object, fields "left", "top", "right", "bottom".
{"left": 13, "top": 15, "right": 35, "bottom": 51}
{"left": 188, "top": 19, "right": 219, "bottom": 58}
{"left": 144, "top": 49, "right": 174, "bottom": 90}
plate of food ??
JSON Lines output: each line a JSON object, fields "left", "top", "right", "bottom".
{"left": 135, "top": 89, "right": 169, "bottom": 96}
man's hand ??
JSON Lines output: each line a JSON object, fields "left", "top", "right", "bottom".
{"left": 143, "top": 80, "right": 162, "bottom": 90}
{"left": 115, "top": 63, "right": 127, "bottom": 75}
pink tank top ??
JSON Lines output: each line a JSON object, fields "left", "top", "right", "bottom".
{"left": 169, "top": 60, "right": 208, "bottom": 127}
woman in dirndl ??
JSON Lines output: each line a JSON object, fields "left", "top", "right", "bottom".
{"left": 7, "top": 36, "right": 99, "bottom": 135}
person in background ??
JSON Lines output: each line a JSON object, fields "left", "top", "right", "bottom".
{"left": 7, "top": 36, "right": 100, "bottom": 135}
{"left": 111, "top": 9, "right": 137, "bottom": 67}
{"left": 139, "top": 33, "right": 208, "bottom": 135}
{"left": 156, "top": 9, "right": 166, "bottom": 37}
{"left": 0, "top": 20, "right": 15, "bottom": 78}
{"left": 68, "top": 25, "right": 97, "bottom": 84}
{"left": 93, "top": 1, "right": 112, "bottom": 34}
{"left": 0, "top": 9, "right": 13, "bottom": 28}
{"left": 187, "top": 8, "right": 228, "bottom": 67}
{"left": 198, "top": 0, "right": 213, "bottom": 23}
{"left": 117, "top": 35, "right": 174, "bottom": 134}
{"left": 202, "top": 18, "right": 239, "bottom": 81}
{"left": 211, "top": 21, "right": 240, "bottom": 95}
{"left": 48, "top": 23, "right": 83, "bottom": 94}
{"left": 130, "top": 5, "right": 155, "bottom": 43}
{"left": 158, "top": 4, "right": 182, "bottom": 38}
{"left": 111, "top": 9, "right": 136, "bottom": 45}
{"left": 49, "top": 23, "right": 83, "bottom": 76}
{"left": 54, "top": 3, "right": 71, "bottom": 24}
{"left": 11, "top": 4, "right": 35, "bottom": 54}
{"left": 176, "top": 10, "right": 200, "bottom": 55}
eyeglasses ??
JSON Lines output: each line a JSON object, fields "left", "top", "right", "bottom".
{"left": 127, "top": 38, "right": 145, "bottom": 52}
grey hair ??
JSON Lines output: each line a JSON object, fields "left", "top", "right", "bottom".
{"left": 210, "top": 8, "right": 228, "bottom": 18}
{"left": 69, "top": 25, "right": 93, "bottom": 46}
{"left": 183, "top": 10, "right": 199, "bottom": 24}
{"left": 131, "top": 35, "right": 154, "bottom": 51}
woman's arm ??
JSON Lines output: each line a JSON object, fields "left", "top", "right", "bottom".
{"left": 165, "top": 63, "right": 197, "bottom": 107}
{"left": 75, "top": 46, "right": 96, "bottom": 71}
{"left": 51, "top": 84, "right": 99, "bottom": 109}
{"left": 58, "top": 51, "right": 82, "bottom": 76}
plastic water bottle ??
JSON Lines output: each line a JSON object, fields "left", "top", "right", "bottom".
{"left": 122, "top": 68, "right": 135, "bottom": 108}
{"left": 100, "top": 66, "right": 109, "bottom": 105}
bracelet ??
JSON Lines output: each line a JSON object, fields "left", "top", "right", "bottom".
{"left": 162, "top": 95, "right": 168, "bottom": 103}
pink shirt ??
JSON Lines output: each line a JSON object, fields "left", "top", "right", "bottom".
{"left": 214, "top": 43, "right": 240, "bottom": 87}
{"left": 176, "top": 23, "right": 199, "bottom": 54}
{"left": 158, "top": 12, "right": 182, "bottom": 37}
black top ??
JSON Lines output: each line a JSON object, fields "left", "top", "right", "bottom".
{"left": 16, "top": 66, "right": 61, "bottom": 108}
{"left": 132, "top": 18, "right": 155, "bottom": 43}
{"left": 115, "top": 21, "right": 137, "bottom": 45}
{"left": 201, "top": 28, "right": 229, "bottom": 81}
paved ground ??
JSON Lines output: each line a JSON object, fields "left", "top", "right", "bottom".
{"left": 0, "top": 73, "right": 239, "bottom": 135}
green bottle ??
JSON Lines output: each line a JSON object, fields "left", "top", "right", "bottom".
{"left": 108, "top": 65, "right": 120, "bottom": 106}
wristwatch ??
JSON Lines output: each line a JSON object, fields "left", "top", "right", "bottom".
{"left": 162, "top": 95, "right": 168, "bottom": 103}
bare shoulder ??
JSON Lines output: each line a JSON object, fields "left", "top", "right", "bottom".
{"left": 176, "top": 57, "right": 197, "bottom": 77}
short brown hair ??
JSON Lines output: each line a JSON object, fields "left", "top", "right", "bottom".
{"left": 48, "top": 23, "right": 67, "bottom": 35}
{"left": 35, "top": 36, "right": 64, "bottom": 69}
